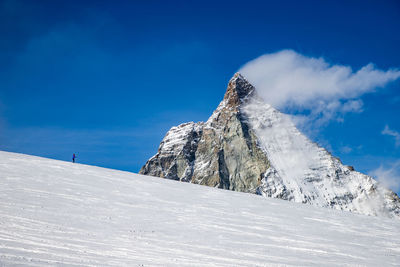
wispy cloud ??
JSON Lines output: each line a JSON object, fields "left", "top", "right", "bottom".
{"left": 340, "top": 146, "right": 353, "bottom": 154}
{"left": 239, "top": 50, "right": 400, "bottom": 130}
{"left": 369, "top": 160, "right": 400, "bottom": 192}
{"left": 382, "top": 125, "right": 400, "bottom": 147}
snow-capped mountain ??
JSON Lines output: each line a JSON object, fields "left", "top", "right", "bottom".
{"left": 140, "top": 73, "right": 400, "bottom": 218}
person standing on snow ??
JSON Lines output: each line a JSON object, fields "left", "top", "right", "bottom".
{"left": 72, "top": 153, "right": 76, "bottom": 163}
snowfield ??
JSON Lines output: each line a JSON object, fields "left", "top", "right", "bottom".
{"left": 0, "top": 151, "right": 400, "bottom": 266}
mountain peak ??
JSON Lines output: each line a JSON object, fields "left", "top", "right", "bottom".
{"left": 140, "top": 74, "right": 400, "bottom": 219}
{"left": 223, "top": 72, "right": 255, "bottom": 107}
{"left": 231, "top": 72, "right": 246, "bottom": 81}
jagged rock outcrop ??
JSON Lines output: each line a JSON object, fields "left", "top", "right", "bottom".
{"left": 140, "top": 73, "right": 400, "bottom": 218}
{"left": 141, "top": 74, "right": 268, "bottom": 193}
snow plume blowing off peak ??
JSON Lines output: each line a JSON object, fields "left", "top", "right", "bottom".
{"left": 239, "top": 50, "right": 400, "bottom": 128}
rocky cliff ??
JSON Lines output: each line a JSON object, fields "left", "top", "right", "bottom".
{"left": 140, "top": 73, "right": 400, "bottom": 218}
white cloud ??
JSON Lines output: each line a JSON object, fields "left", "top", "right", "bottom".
{"left": 369, "top": 160, "right": 400, "bottom": 193}
{"left": 340, "top": 146, "right": 353, "bottom": 154}
{"left": 239, "top": 50, "right": 400, "bottom": 128}
{"left": 382, "top": 125, "right": 400, "bottom": 147}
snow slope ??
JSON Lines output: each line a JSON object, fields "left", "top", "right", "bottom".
{"left": 1, "top": 151, "right": 400, "bottom": 266}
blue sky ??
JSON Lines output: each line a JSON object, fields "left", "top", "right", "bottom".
{"left": 0, "top": 0, "right": 399, "bottom": 192}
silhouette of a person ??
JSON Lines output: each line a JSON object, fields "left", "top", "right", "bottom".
{"left": 72, "top": 153, "right": 76, "bottom": 163}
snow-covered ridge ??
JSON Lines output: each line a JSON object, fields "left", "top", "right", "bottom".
{"left": 159, "top": 122, "right": 204, "bottom": 154}
{"left": 242, "top": 96, "right": 400, "bottom": 217}
{"left": 1, "top": 151, "right": 400, "bottom": 266}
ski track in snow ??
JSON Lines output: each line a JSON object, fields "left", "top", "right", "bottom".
{"left": 0, "top": 151, "right": 400, "bottom": 266}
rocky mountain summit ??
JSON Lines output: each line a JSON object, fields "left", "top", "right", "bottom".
{"left": 140, "top": 73, "right": 400, "bottom": 218}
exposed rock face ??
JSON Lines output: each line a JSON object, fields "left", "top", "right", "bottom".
{"left": 141, "top": 74, "right": 269, "bottom": 193}
{"left": 140, "top": 73, "right": 400, "bottom": 218}
{"left": 140, "top": 122, "right": 204, "bottom": 182}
